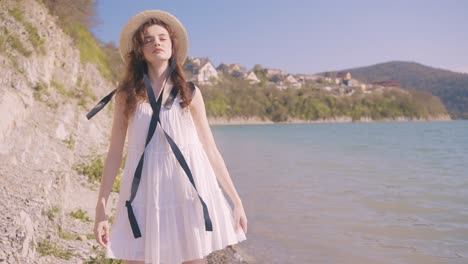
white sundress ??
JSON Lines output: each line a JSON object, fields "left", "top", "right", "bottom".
{"left": 105, "top": 93, "right": 247, "bottom": 264}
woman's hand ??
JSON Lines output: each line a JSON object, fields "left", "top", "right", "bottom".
{"left": 94, "top": 206, "right": 110, "bottom": 248}
{"left": 233, "top": 203, "right": 248, "bottom": 234}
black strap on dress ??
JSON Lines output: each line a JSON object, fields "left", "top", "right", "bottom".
{"left": 86, "top": 75, "right": 213, "bottom": 239}
{"left": 141, "top": 74, "right": 213, "bottom": 238}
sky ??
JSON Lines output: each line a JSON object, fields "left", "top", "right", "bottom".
{"left": 92, "top": 0, "right": 468, "bottom": 75}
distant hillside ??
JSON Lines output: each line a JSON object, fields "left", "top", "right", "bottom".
{"left": 200, "top": 76, "right": 449, "bottom": 123}
{"left": 321, "top": 61, "right": 468, "bottom": 119}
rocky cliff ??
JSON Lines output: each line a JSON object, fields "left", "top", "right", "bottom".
{"left": 0, "top": 0, "right": 120, "bottom": 262}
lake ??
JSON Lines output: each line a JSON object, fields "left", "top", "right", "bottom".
{"left": 212, "top": 120, "right": 468, "bottom": 264}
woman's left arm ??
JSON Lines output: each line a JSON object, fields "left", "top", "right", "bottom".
{"left": 189, "top": 85, "right": 248, "bottom": 233}
{"left": 189, "top": 86, "right": 242, "bottom": 206}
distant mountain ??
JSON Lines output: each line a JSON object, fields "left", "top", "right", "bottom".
{"left": 320, "top": 61, "right": 468, "bottom": 119}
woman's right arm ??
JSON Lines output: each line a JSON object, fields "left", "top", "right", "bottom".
{"left": 94, "top": 89, "right": 128, "bottom": 247}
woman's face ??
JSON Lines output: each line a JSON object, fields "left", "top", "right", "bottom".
{"left": 141, "top": 24, "right": 173, "bottom": 65}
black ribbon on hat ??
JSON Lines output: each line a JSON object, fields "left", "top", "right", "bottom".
{"left": 86, "top": 59, "right": 213, "bottom": 239}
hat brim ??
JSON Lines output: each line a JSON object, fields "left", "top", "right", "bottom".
{"left": 119, "top": 10, "right": 188, "bottom": 65}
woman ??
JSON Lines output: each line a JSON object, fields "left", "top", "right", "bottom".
{"left": 91, "top": 10, "right": 248, "bottom": 264}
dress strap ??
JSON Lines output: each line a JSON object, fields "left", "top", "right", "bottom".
{"left": 124, "top": 75, "right": 163, "bottom": 238}
{"left": 143, "top": 74, "right": 213, "bottom": 235}
{"left": 86, "top": 82, "right": 196, "bottom": 119}
{"left": 163, "top": 81, "right": 196, "bottom": 109}
{"left": 85, "top": 88, "right": 117, "bottom": 120}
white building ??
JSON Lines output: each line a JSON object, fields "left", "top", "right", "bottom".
{"left": 245, "top": 71, "right": 260, "bottom": 84}
{"left": 184, "top": 57, "right": 219, "bottom": 85}
{"left": 196, "top": 62, "right": 218, "bottom": 84}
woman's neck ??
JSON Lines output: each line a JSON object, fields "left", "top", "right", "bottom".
{"left": 146, "top": 61, "right": 173, "bottom": 90}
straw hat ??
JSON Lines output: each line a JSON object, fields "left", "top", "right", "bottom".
{"left": 119, "top": 10, "right": 188, "bottom": 65}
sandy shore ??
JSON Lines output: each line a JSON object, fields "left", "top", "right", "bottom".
{"left": 208, "top": 115, "right": 452, "bottom": 126}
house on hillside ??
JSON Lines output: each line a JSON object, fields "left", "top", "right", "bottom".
{"left": 245, "top": 71, "right": 260, "bottom": 84}
{"left": 296, "top": 74, "right": 320, "bottom": 83}
{"left": 285, "top": 74, "right": 301, "bottom": 88}
{"left": 337, "top": 71, "right": 352, "bottom": 80}
{"left": 184, "top": 57, "right": 219, "bottom": 85}
{"left": 216, "top": 63, "right": 230, "bottom": 74}
{"left": 345, "top": 79, "right": 356, "bottom": 87}
{"left": 265, "top": 68, "right": 288, "bottom": 78}
{"left": 268, "top": 73, "right": 302, "bottom": 89}
{"left": 197, "top": 62, "right": 219, "bottom": 84}
{"left": 228, "top": 63, "right": 243, "bottom": 73}
{"left": 216, "top": 63, "right": 247, "bottom": 79}
{"left": 333, "top": 71, "right": 354, "bottom": 86}
{"left": 270, "top": 74, "right": 283, "bottom": 84}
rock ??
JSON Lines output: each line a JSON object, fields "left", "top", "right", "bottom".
{"left": 19, "top": 211, "right": 35, "bottom": 258}
{"left": 55, "top": 123, "right": 68, "bottom": 141}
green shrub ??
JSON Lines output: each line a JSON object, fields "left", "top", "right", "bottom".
{"left": 75, "top": 155, "right": 103, "bottom": 183}
{"left": 32, "top": 81, "right": 49, "bottom": 101}
{"left": 36, "top": 238, "right": 75, "bottom": 260}
{"left": 57, "top": 226, "right": 79, "bottom": 241}
{"left": 66, "top": 25, "right": 112, "bottom": 80}
{"left": 74, "top": 154, "right": 124, "bottom": 193}
{"left": 69, "top": 209, "right": 92, "bottom": 222}
{"left": 74, "top": 82, "right": 97, "bottom": 107}
{"left": 112, "top": 175, "right": 121, "bottom": 193}
{"left": 85, "top": 245, "right": 124, "bottom": 264}
{"left": 8, "top": 8, "right": 44, "bottom": 53}
{"left": 7, "top": 32, "right": 31, "bottom": 57}
{"left": 0, "top": 28, "right": 8, "bottom": 53}
{"left": 44, "top": 206, "right": 60, "bottom": 221}
{"left": 63, "top": 135, "right": 75, "bottom": 150}
{"left": 51, "top": 79, "right": 72, "bottom": 97}
{"left": 107, "top": 214, "right": 115, "bottom": 224}
{"left": 41, "top": 0, "right": 121, "bottom": 82}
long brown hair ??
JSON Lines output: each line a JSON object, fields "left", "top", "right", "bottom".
{"left": 117, "top": 18, "right": 192, "bottom": 123}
